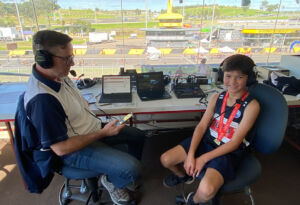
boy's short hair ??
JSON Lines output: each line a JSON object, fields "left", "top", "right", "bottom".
{"left": 222, "top": 54, "right": 255, "bottom": 76}
{"left": 32, "top": 30, "right": 72, "bottom": 55}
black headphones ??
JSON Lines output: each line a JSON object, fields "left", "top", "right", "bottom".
{"left": 246, "top": 69, "right": 257, "bottom": 87}
{"left": 163, "top": 75, "right": 171, "bottom": 85}
{"left": 219, "top": 56, "right": 257, "bottom": 87}
{"left": 77, "top": 78, "right": 96, "bottom": 90}
{"left": 35, "top": 49, "right": 54, "bottom": 69}
{"left": 187, "top": 75, "right": 193, "bottom": 83}
{"left": 34, "top": 33, "right": 54, "bottom": 69}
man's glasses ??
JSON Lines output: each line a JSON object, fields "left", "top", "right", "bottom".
{"left": 53, "top": 54, "right": 74, "bottom": 66}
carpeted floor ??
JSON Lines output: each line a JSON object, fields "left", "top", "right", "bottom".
{"left": 0, "top": 128, "right": 300, "bottom": 205}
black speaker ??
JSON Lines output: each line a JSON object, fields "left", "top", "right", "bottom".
{"left": 35, "top": 50, "right": 53, "bottom": 69}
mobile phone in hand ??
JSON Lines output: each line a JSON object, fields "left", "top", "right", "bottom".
{"left": 117, "top": 113, "right": 133, "bottom": 125}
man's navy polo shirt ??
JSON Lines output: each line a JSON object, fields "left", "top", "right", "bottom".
{"left": 24, "top": 65, "right": 101, "bottom": 148}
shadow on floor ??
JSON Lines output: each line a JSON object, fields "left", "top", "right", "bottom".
{"left": 0, "top": 129, "right": 299, "bottom": 205}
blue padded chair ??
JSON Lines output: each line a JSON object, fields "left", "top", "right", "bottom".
{"left": 176, "top": 83, "right": 288, "bottom": 205}
{"left": 13, "top": 93, "right": 111, "bottom": 205}
{"left": 214, "top": 83, "right": 288, "bottom": 205}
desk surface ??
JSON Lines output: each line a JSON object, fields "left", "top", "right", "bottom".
{"left": 0, "top": 81, "right": 299, "bottom": 121}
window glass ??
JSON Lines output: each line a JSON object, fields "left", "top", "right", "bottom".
{"left": 0, "top": 0, "right": 300, "bottom": 82}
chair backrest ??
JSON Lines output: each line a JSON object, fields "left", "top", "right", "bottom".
{"left": 248, "top": 83, "right": 288, "bottom": 154}
{"left": 14, "top": 92, "right": 56, "bottom": 193}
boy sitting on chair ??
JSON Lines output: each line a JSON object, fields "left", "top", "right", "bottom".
{"left": 160, "top": 54, "right": 260, "bottom": 204}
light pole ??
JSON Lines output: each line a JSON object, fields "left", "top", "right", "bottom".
{"left": 208, "top": 0, "right": 216, "bottom": 49}
{"left": 31, "top": 0, "right": 39, "bottom": 31}
{"left": 145, "top": 0, "right": 148, "bottom": 29}
{"left": 94, "top": 8, "right": 97, "bottom": 24}
{"left": 14, "top": 0, "right": 25, "bottom": 40}
{"left": 180, "top": 0, "right": 184, "bottom": 25}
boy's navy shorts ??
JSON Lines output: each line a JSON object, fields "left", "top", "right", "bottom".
{"left": 180, "top": 136, "right": 245, "bottom": 181}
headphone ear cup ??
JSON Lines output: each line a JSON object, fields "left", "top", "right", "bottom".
{"left": 163, "top": 75, "right": 171, "bottom": 85}
{"left": 247, "top": 70, "right": 257, "bottom": 86}
{"left": 35, "top": 50, "right": 53, "bottom": 69}
{"left": 187, "top": 75, "right": 191, "bottom": 83}
{"left": 77, "top": 79, "right": 84, "bottom": 89}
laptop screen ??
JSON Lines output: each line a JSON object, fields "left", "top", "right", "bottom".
{"left": 102, "top": 75, "right": 131, "bottom": 94}
{"left": 137, "top": 72, "right": 164, "bottom": 95}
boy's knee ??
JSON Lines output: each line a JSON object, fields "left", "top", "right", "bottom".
{"left": 160, "top": 152, "right": 171, "bottom": 168}
{"left": 196, "top": 183, "right": 217, "bottom": 201}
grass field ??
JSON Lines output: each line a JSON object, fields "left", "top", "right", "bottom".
{"left": 1, "top": 5, "right": 300, "bottom": 52}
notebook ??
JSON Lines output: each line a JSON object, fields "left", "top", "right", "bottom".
{"left": 99, "top": 75, "right": 132, "bottom": 103}
{"left": 136, "top": 72, "right": 171, "bottom": 101}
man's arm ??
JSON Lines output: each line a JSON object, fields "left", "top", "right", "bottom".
{"left": 50, "top": 120, "right": 125, "bottom": 156}
{"left": 27, "top": 94, "right": 124, "bottom": 156}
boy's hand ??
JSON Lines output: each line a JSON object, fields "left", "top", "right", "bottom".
{"left": 193, "top": 156, "right": 206, "bottom": 177}
{"left": 184, "top": 154, "right": 195, "bottom": 176}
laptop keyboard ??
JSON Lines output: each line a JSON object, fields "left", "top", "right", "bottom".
{"left": 99, "top": 93, "right": 132, "bottom": 103}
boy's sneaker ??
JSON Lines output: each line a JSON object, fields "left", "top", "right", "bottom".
{"left": 100, "top": 175, "right": 130, "bottom": 205}
{"left": 186, "top": 192, "right": 198, "bottom": 205}
{"left": 163, "top": 173, "right": 194, "bottom": 188}
{"left": 186, "top": 192, "right": 211, "bottom": 205}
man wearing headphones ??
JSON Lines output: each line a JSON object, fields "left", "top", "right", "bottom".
{"left": 24, "top": 30, "right": 145, "bottom": 205}
{"left": 160, "top": 54, "right": 260, "bottom": 205}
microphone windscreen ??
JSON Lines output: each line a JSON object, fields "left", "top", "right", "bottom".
{"left": 70, "top": 70, "right": 76, "bottom": 77}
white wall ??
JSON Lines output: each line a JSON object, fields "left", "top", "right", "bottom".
{"left": 280, "top": 55, "right": 300, "bottom": 78}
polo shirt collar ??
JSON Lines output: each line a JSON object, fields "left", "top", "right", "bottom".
{"left": 32, "top": 64, "right": 61, "bottom": 92}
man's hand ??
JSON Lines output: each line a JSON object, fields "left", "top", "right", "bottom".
{"left": 51, "top": 120, "right": 125, "bottom": 156}
{"left": 101, "top": 119, "right": 125, "bottom": 137}
{"left": 184, "top": 154, "right": 195, "bottom": 176}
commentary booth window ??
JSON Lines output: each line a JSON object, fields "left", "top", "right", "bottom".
{"left": 0, "top": 0, "right": 299, "bottom": 82}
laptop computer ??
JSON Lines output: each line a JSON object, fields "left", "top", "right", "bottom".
{"left": 121, "top": 69, "right": 137, "bottom": 87}
{"left": 99, "top": 75, "right": 132, "bottom": 103}
{"left": 136, "top": 72, "right": 171, "bottom": 101}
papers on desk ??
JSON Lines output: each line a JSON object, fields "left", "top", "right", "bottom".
{"left": 112, "top": 102, "right": 136, "bottom": 108}
{"left": 82, "top": 93, "right": 96, "bottom": 104}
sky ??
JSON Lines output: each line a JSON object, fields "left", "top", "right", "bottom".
{"left": 1, "top": 0, "right": 300, "bottom": 11}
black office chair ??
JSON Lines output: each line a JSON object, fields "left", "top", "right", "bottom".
{"left": 176, "top": 83, "right": 288, "bottom": 205}
{"left": 59, "top": 166, "right": 111, "bottom": 205}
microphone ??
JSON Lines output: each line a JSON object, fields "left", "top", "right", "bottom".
{"left": 77, "top": 73, "right": 84, "bottom": 79}
{"left": 70, "top": 70, "right": 84, "bottom": 80}
{"left": 76, "top": 73, "right": 84, "bottom": 83}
